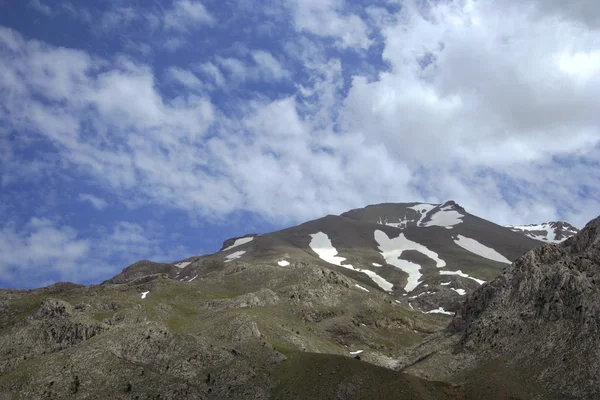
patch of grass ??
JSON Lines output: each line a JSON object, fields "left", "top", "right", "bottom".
{"left": 162, "top": 301, "right": 202, "bottom": 333}
{"left": 269, "top": 351, "right": 462, "bottom": 400}
{"left": 9, "top": 294, "right": 48, "bottom": 321}
{"left": 457, "top": 358, "right": 556, "bottom": 400}
{"left": 91, "top": 312, "right": 115, "bottom": 322}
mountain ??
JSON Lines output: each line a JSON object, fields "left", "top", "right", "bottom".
{"left": 507, "top": 221, "right": 579, "bottom": 243}
{"left": 395, "top": 215, "right": 600, "bottom": 399}
{"left": 0, "top": 200, "right": 588, "bottom": 399}
{"left": 104, "top": 201, "right": 542, "bottom": 317}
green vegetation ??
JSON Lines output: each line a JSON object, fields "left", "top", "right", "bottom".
{"left": 458, "top": 358, "right": 556, "bottom": 400}
{"left": 91, "top": 311, "right": 115, "bottom": 322}
{"left": 269, "top": 351, "right": 460, "bottom": 400}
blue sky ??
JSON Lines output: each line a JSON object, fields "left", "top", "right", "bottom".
{"left": 1, "top": 0, "right": 599, "bottom": 289}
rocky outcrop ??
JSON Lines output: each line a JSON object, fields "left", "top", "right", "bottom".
{"left": 0, "top": 298, "right": 109, "bottom": 375}
{"left": 449, "top": 215, "right": 600, "bottom": 399}
{"left": 203, "top": 289, "right": 280, "bottom": 310}
{"left": 219, "top": 234, "right": 259, "bottom": 252}
{"left": 103, "top": 260, "right": 173, "bottom": 285}
{"left": 551, "top": 221, "right": 580, "bottom": 242}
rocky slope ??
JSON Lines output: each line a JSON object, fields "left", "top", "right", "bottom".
{"left": 0, "top": 257, "right": 457, "bottom": 399}
{"left": 396, "top": 215, "right": 600, "bottom": 399}
{"left": 0, "top": 200, "right": 587, "bottom": 399}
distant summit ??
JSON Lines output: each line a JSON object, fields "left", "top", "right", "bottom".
{"left": 507, "top": 221, "right": 579, "bottom": 243}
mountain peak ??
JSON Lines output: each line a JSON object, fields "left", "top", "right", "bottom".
{"left": 219, "top": 233, "right": 259, "bottom": 252}
{"left": 507, "top": 220, "right": 579, "bottom": 244}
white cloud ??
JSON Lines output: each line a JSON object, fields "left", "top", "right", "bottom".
{"left": 336, "top": 0, "right": 600, "bottom": 222}
{"left": 196, "top": 62, "right": 225, "bottom": 87}
{"left": 501, "top": 0, "right": 600, "bottom": 29}
{"left": 167, "top": 66, "right": 205, "bottom": 90}
{"left": 29, "top": 0, "right": 52, "bottom": 16}
{"left": 162, "top": 37, "right": 188, "bottom": 52}
{"left": 1, "top": 0, "right": 600, "bottom": 237}
{"left": 0, "top": 218, "right": 189, "bottom": 288}
{"left": 250, "top": 50, "right": 290, "bottom": 81}
{"left": 98, "top": 6, "right": 140, "bottom": 32}
{"left": 208, "top": 51, "right": 290, "bottom": 85}
{"left": 164, "top": 0, "right": 215, "bottom": 31}
{"left": 77, "top": 193, "right": 108, "bottom": 210}
{"left": 216, "top": 56, "right": 247, "bottom": 81}
{"left": 287, "top": 0, "right": 372, "bottom": 49}
{"left": 0, "top": 218, "right": 91, "bottom": 286}
{"left": 558, "top": 50, "right": 600, "bottom": 81}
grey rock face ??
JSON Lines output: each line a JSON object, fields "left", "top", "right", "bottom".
{"left": 450, "top": 215, "right": 600, "bottom": 398}
{"left": 0, "top": 298, "right": 108, "bottom": 375}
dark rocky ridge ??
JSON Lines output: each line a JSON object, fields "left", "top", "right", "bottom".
{"left": 397, "top": 215, "right": 600, "bottom": 399}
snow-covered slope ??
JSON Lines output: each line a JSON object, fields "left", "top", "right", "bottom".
{"left": 507, "top": 221, "right": 578, "bottom": 243}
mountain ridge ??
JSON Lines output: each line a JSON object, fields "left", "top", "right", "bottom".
{"left": 105, "top": 201, "right": 565, "bottom": 316}
{"left": 0, "top": 200, "right": 591, "bottom": 399}
{"left": 507, "top": 221, "right": 579, "bottom": 243}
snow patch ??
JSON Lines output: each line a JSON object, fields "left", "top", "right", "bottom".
{"left": 372, "top": 262, "right": 382, "bottom": 267}
{"left": 423, "top": 209, "right": 464, "bottom": 228}
{"left": 408, "top": 302, "right": 414, "bottom": 310}
{"left": 451, "top": 288, "right": 466, "bottom": 296}
{"left": 224, "top": 250, "right": 246, "bottom": 263}
{"left": 140, "top": 291, "right": 149, "bottom": 299}
{"left": 454, "top": 235, "right": 511, "bottom": 264}
{"left": 426, "top": 307, "right": 454, "bottom": 315}
{"left": 409, "top": 292, "right": 431, "bottom": 299}
{"left": 174, "top": 261, "right": 192, "bottom": 269}
{"left": 222, "top": 237, "right": 254, "bottom": 252}
{"left": 362, "top": 270, "right": 394, "bottom": 292}
{"left": 407, "top": 203, "right": 437, "bottom": 225}
{"left": 374, "top": 230, "right": 446, "bottom": 292}
{"left": 309, "top": 232, "right": 349, "bottom": 267}
{"left": 277, "top": 260, "right": 290, "bottom": 267}
{"left": 309, "top": 232, "right": 394, "bottom": 292}
{"left": 377, "top": 216, "right": 408, "bottom": 229}
{"left": 439, "top": 270, "right": 486, "bottom": 285}
{"left": 440, "top": 281, "right": 451, "bottom": 286}
{"left": 349, "top": 350, "right": 363, "bottom": 355}
{"left": 355, "top": 284, "right": 370, "bottom": 292}
{"left": 188, "top": 275, "right": 198, "bottom": 282}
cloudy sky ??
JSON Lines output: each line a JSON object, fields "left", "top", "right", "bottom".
{"left": 1, "top": 0, "right": 599, "bottom": 288}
